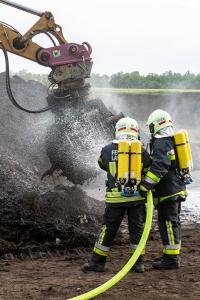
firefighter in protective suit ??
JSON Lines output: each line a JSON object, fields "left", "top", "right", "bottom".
{"left": 140, "top": 109, "right": 187, "bottom": 269}
{"left": 83, "top": 117, "right": 151, "bottom": 273}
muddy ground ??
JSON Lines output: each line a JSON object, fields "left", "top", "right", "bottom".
{"left": 0, "top": 223, "right": 199, "bottom": 300}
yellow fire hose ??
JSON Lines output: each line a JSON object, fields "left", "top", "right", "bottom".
{"left": 67, "top": 190, "right": 153, "bottom": 300}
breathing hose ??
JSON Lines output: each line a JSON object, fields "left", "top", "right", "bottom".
{"left": 67, "top": 190, "right": 153, "bottom": 300}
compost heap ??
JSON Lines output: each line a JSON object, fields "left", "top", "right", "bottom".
{"left": 0, "top": 73, "right": 121, "bottom": 257}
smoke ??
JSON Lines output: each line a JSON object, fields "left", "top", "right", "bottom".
{"left": 94, "top": 90, "right": 200, "bottom": 169}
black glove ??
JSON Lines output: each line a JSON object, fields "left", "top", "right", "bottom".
{"left": 139, "top": 184, "right": 148, "bottom": 198}
{"left": 139, "top": 180, "right": 153, "bottom": 198}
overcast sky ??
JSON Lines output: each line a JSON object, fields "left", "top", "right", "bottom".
{"left": 0, "top": 0, "right": 200, "bottom": 75}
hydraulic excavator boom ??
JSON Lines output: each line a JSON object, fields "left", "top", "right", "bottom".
{"left": 0, "top": 0, "right": 93, "bottom": 112}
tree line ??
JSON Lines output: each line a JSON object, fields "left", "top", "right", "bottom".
{"left": 13, "top": 69, "right": 200, "bottom": 89}
{"left": 91, "top": 71, "right": 200, "bottom": 89}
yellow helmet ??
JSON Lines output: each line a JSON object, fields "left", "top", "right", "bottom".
{"left": 147, "top": 109, "right": 173, "bottom": 135}
{"left": 115, "top": 117, "right": 139, "bottom": 140}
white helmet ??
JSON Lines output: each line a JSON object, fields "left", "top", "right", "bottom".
{"left": 147, "top": 109, "right": 173, "bottom": 135}
{"left": 115, "top": 117, "right": 139, "bottom": 140}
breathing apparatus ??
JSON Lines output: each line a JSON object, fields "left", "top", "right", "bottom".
{"left": 174, "top": 129, "right": 193, "bottom": 184}
{"left": 115, "top": 117, "right": 142, "bottom": 196}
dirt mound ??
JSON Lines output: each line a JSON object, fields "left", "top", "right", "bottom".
{"left": 0, "top": 184, "right": 104, "bottom": 257}
{"left": 0, "top": 73, "right": 117, "bottom": 253}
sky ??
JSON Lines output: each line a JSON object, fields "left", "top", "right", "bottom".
{"left": 0, "top": 0, "right": 200, "bottom": 75}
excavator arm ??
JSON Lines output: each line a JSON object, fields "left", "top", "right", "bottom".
{"left": 0, "top": 0, "right": 92, "bottom": 110}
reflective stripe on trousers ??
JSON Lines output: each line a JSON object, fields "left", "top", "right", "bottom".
{"left": 163, "top": 244, "right": 181, "bottom": 255}
{"left": 164, "top": 220, "right": 181, "bottom": 254}
{"left": 93, "top": 225, "right": 110, "bottom": 256}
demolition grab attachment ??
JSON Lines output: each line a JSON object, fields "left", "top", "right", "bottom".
{"left": 0, "top": 0, "right": 93, "bottom": 112}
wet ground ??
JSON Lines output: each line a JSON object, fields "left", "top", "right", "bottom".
{"left": 0, "top": 223, "right": 199, "bottom": 300}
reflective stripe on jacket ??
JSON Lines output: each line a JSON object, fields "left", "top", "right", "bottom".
{"left": 146, "top": 137, "right": 186, "bottom": 199}
{"left": 105, "top": 190, "right": 144, "bottom": 203}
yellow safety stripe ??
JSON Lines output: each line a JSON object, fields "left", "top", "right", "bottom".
{"left": 163, "top": 248, "right": 180, "bottom": 255}
{"left": 163, "top": 243, "right": 180, "bottom": 255}
{"left": 167, "top": 149, "right": 176, "bottom": 161}
{"left": 99, "top": 225, "right": 107, "bottom": 245}
{"left": 93, "top": 247, "right": 108, "bottom": 257}
{"left": 106, "top": 191, "right": 142, "bottom": 197}
{"left": 169, "top": 221, "right": 175, "bottom": 245}
{"left": 105, "top": 196, "right": 144, "bottom": 203}
{"left": 153, "top": 190, "right": 187, "bottom": 206}
{"left": 160, "top": 190, "right": 188, "bottom": 202}
{"left": 146, "top": 171, "right": 160, "bottom": 183}
{"left": 109, "top": 162, "right": 117, "bottom": 177}
{"left": 110, "top": 187, "right": 118, "bottom": 192}
{"left": 106, "top": 191, "right": 123, "bottom": 197}
{"left": 169, "top": 154, "right": 176, "bottom": 161}
{"left": 166, "top": 221, "right": 175, "bottom": 246}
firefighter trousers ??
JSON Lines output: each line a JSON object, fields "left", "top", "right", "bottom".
{"left": 92, "top": 202, "right": 146, "bottom": 263}
{"left": 157, "top": 199, "right": 181, "bottom": 255}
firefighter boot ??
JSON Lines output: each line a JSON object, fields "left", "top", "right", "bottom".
{"left": 82, "top": 261, "right": 105, "bottom": 273}
{"left": 82, "top": 253, "right": 106, "bottom": 273}
{"left": 152, "top": 254, "right": 180, "bottom": 270}
{"left": 131, "top": 255, "right": 145, "bottom": 273}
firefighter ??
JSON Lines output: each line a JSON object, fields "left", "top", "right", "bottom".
{"left": 83, "top": 117, "right": 151, "bottom": 273}
{"left": 140, "top": 109, "right": 188, "bottom": 269}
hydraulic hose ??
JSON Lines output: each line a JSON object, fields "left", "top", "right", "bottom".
{"left": 67, "top": 190, "right": 153, "bottom": 300}
{"left": 0, "top": 42, "right": 55, "bottom": 113}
